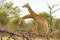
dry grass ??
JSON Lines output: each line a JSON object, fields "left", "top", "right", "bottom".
{"left": 0, "top": 37, "right": 58, "bottom": 40}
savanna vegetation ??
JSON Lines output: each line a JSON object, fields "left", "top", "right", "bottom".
{"left": 0, "top": 0, "right": 60, "bottom": 40}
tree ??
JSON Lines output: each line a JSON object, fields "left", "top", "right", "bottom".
{"left": 0, "top": 1, "right": 23, "bottom": 40}
{"left": 47, "top": 4, "right": 60, "bottom": 38}
{"left": 0, "top": 1, "right": 20, "bottom": 29}
{"left": 39, "top": 12, "right": 51, "bottom": 21}
{"left": 47, "top": 3, "right": 60, "bottom": 29}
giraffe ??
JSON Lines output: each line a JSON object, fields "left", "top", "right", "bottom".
{"left": 19, "top": 3, "right": 50, "bottom": 40}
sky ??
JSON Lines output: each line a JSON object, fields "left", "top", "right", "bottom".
{"left": 0, "top": 0, "right": 60, "bottom": 19}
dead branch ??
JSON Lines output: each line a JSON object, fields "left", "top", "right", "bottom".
{"left": 47, "top": 3, "right": 60, "bottom": 13}
{"left": 0, "top": 30, "right": 30, "bottom": 40}
{"left": 51, "top": 4, "right": 60, "bottom": 9}
{"left": 52, "top": 8, "right": 60, "bottom": 13}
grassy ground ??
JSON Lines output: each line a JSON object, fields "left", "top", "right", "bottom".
{"left": 0, "top": 37, "right": 58, "bottom": 40}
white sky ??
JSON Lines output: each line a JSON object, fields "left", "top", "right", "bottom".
{"left": 3, "top": 0, "right": 60, "bottom": 18}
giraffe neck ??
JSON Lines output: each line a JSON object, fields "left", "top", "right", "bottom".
{"left": 27, "top": 5, "right": 36, "bottom": 15}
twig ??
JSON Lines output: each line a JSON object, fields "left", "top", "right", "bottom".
{"left": 52, "top": 8, "right": 60, "bottom": 13}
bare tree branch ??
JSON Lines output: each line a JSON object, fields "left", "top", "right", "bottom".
{"left": 47, "top": 3, "right": 51, "bottom": 9}
{"left": 47, "top": 3, "right": 60, "bottom": 12}
{"left": 52, "top": 4, "right": 60, "bottom": 9}
{"left": 52, "top": 8, "right": 60, "bottom": 13}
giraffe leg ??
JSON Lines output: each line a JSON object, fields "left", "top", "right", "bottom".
{"left": 43, "top": 21, "right": 50, "bottom": 40}
{"left": 33, "top": 20, "right": 39, "bottom": 39}
{"left": 39, "top": 19, "right": 50, "bottom": 40}
{"left": 45, "top": 31, "right": 50, "bottom": 40}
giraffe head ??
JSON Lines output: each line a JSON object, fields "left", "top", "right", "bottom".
{"left": 22, "top": 3, "right": 29, "bottom": 8}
